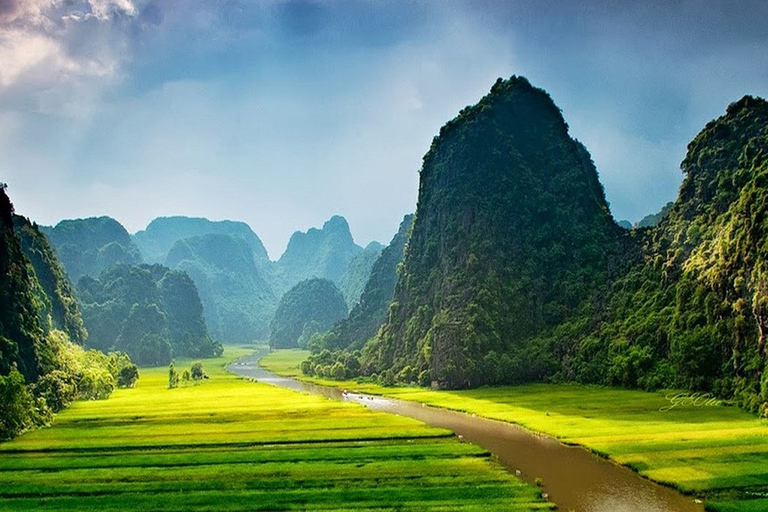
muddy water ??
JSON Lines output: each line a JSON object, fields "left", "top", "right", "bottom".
{"left": 228, "top": 350, "right": 705, "bottom": 512}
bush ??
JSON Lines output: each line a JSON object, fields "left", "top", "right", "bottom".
{"left": 168, "top": 363, "right": 179, "bottom": 389}
{"left": 0, "top": 368, "right": 34, "bottom": 440}
{"left": 191, "top": 362, "right": 206, "bottom": 380}
{"left": 117, "top": 365, "right": 139, "bottom": 388}
{"left": 330, "top": 362, "right": 346, "bottom": 380}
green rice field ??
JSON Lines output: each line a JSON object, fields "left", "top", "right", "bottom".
{"left": 0, "top": 346, "right": 551, "bottom": 512}
{"left": 263, "top": 349, "right": 768, "bottom": 512}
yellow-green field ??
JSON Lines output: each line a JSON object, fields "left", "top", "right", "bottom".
{"left": 262, "top": 349, "right": 768, "bottom": 512}
{"left": 0, "top": 346, "right": 552, "bottom": 511}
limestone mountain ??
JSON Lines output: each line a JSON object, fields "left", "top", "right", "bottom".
{"left": 269, "top": 278, "right": 348, "bottom": 349}
{"left": 338, "top": 241, "right": 384, "bottom": 308}
{"left": 133, "top": 216, "right": 271, "bottom": 272}
{"left": 318, "top": 214, "right": 413, "bottom": 351}
{"left": 549, "top": 95, "right": 768, "bottom": 411}
{"left": 42, "top": 217, "right": 142, "bottom": 282}
{"left": 370, "top": 76, "right": 628, "bottom": 388}
{"left": 165, "top": 234, "right": 276, "bottom": 343}
{"left": 274, "top": 216, "right": 366, "bottom": 297}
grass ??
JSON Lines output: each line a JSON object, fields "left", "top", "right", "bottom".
{"left": 262, "top": 349, "right": 768, "bottom": 511}
{"left": 0, "top": 346, "right": 552, "bottom": 511}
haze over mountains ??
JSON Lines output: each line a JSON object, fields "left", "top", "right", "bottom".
{"left": 42, "top": 213, "right": 387, "bottom": 344}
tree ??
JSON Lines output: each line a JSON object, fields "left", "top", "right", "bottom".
{"left": 168, "top": 363, "right": 179, "bottom": 389}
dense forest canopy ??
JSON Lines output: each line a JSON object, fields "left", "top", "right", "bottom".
{"left": 78, "top": 263, "right": 221, "bottom": 366}
{"left": 269, "top": 278, "right": 349, "bottom": 350}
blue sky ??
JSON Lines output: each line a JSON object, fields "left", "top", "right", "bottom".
{"left": 1, "top": 0, "right": 767, "bottom": 259}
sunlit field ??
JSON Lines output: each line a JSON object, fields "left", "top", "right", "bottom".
{"left": 263, "top": 349, "right": 768, "bottom": 511}
{"left": 0, "top": 346, "right": 551, "bottom": 511}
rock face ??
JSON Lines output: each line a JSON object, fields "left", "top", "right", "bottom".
{"left": 42, "top": 217, "right": 142, "bottom": 282}
{"left": 371, "top": 76, "right": 626, "bottom": 388}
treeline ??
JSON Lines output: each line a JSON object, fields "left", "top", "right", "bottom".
{"left": 0, "top": 190, "right": 138, "bottom": 440}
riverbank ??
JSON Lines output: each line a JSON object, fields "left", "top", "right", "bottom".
{"left": 0, "top": 346, "right": 550, "bottom": 511}
{"left": 261, "top": 349, "right": 768, "bottom": 512}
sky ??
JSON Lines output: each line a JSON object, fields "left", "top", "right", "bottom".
{"left": 1, "top": 1, "right": 767, "bottom": 260}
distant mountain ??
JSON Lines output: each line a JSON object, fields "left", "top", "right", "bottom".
{"left": 338, "top": 241, "right": 384, "bottom": 308}
{"left": 634, "top": 201, "right": 674, "bottom": 228}
{"left": 269, "top": 278, "right": 348, "bottom": 349}
{"left": 78, "top": 263, "right": 220, "bottom": 365}
{"left": 133, "top": 216, "right": 271, "bottom": 272}
{"left": 165, "top": 234, "right": 276, "bottom": 344}
{"left": 274, "top": 215, "right": 365, "bottom": 296}
{"left": 317, "top": 214, "right": 413, "bottom": 351}
{"left": 42, "top": 217, "right": 142, "bottom": 282}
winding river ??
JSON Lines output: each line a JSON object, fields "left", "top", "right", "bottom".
{"left": 228, "top": 350, "right": 705, "bottom": 512}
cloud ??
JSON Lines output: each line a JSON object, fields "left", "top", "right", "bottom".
{"left": 0, "top": 0, "right": 138, "bottom": 114}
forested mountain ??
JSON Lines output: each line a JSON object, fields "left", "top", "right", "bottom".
{"left": 543, "top": 95, "right": 768, "bottom": 411}
{"left": 133, "top": 216, "right": 271, "bottom": 272}
{"left": 269, "top": 278, "right": 348, "bottom": 349}
{"left": 1, "top": 189, "right": 137, "bottom": 440}
{"left": 368, "top": 77, "right": 628, "bottom": 388}
{"left": 78, "top": 263, "right": 221, "bottom": 366}
{"left": 42, "top": 217, "right": 142, "bottom": 282}
{"left": 165, "top": 234, "right": 276, "bottom": 343}
{"left": 13, "top": 216, "right": 88, "bottom": 345}
{"left": 316, "top": 214, "right": 413, "bottom": 351}
{"left": 274, "top": 216, "right": 366, "bottom": 297}
{"left": 635, "top": 201, "right": 674, "bottom": 228}
{"left": 338, "top": 241, "right": 384, "bottom": 308}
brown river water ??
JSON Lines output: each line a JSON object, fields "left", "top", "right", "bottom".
{"left": 227, "top": 350, "right": 705, "bottom": 512}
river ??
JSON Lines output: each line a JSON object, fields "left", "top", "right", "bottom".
{"left": 227, "top": 350, "right": 705, "bottom": 512}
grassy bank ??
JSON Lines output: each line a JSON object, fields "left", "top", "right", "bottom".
{"left": 262, "top": 349, "right": 768, "bottom": 511}
{"left": 0, "top": 346, "right": 551, "bottom": 511}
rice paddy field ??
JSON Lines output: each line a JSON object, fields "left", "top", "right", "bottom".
{"left": 262, "top": 349, "right": 768, "bottom": 512}
{"left": 0, "top": 346, "right": 551, "bottom": 512}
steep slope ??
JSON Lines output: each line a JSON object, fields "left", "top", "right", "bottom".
{"left": 338, "top": 241, "right": 384, "bottom": 307}
{"left": 42, "top": 217, "right": 142, "bottom": 282}
{"left": 165, "top": 234, "right": 276, "bottom": 343}
{"left": 13, "top": 216, "right": 87, "bottom": 345}
{"left": 553, "top": 95, "right": 768, "bottom": 411}
{"left": 318, "top": 214, "right": 413, "bottom": 351}
{"left": 371, "top": 76, "right": 627, "bottom": 388}
{"left": 269, "top": 278, "right": 349, "bottom": 349}
{"left": 274, "top": 216, "right": 365, "bottom": 296}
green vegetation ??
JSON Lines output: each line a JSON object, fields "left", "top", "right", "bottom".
{"left": 368, "top": 76, "right": 627, "bottom": 389}
{"left": 78, "top": 263, "right": 221, "bottom": 366}
{"left": 0, "top": 347, "right": 552, "bottom": 511}
{"left": 264, "top": 349, "right": 768, "bottom": 510}
{"left": 41, "top": 216, "right": 142, "bottom": 282}
{"left": 275, "top": 215, "right": 374, "bottom": 302}
{"left": 269, "top": 278, "right": 349, "bottom": 349}
{"left": 315, "top": 214, "right": 413, "bottom": 352}
{"left": 0, "top": 189, "right": 136, "bottom": 440}
{"left": 635, "top": 201, "right": 674, "bottom": 228}
{"left": 165, "top": 233, "right": 277, "bottom": 343}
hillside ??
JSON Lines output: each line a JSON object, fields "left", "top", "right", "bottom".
{"left": 0, "top": 189, "right": 137, "bottom": 440}
{"left": 165, "top": 234, "right": 276, "bottom": 343}
{"left": 133, "top": 216, "right": 271, "bottom": 272}
{"left": 338, "top": 241, "right": 384, "bottom": 308}
{"left": 369, "top": 76, "right": 628, "bottom": 388}
{"left": 547, "top": 95, "right": 768, "bottom": 411}
{"left": 42, "top": 217, "right": 142, "bottom": 282}
{"left": 78, "top": 263, "right": 221, "bottom": 365}
{"left": 317, "top": 214, "right": 413, "bottom": 352}
{"left": 269, "top": 278, "right": 349, "bottom": 349}
{"left": 274, "top": 216, "right": 366, "bottom": 297}
{"left": 13, "top": 216, "right": 88, "bottom": 345}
